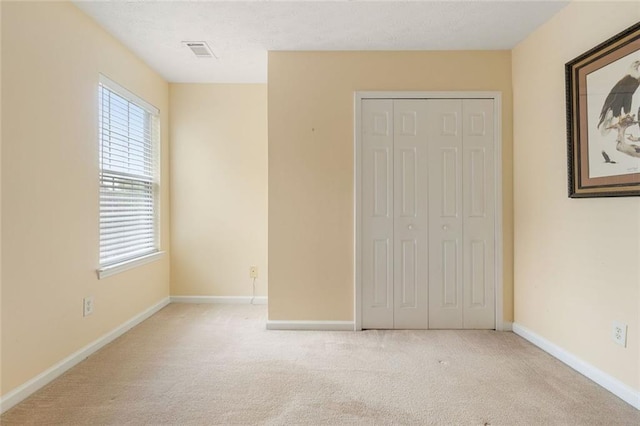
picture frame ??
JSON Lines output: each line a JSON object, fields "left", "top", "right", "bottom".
{"left": 566, "top": 22, "right": 640, "bottom": 198}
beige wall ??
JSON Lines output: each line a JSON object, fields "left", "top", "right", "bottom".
{"left": 268, "top": 51, "right": 513, "bottom": 321}
{"left": 170, "top": 84, "right": 268, "bottom": 297}
{"left": 513, "top": 2, "right": 640, "bottom": 391}
{"left": 1, "top": 2, "right": 170, "bottom": 396}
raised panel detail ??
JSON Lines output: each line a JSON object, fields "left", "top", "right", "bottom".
{"left": 469, "top": 112, "right": 486, "bottom": 136}
{"left": 373, "top": 149, "right": 390, "bottom": 217}
{"left": 441, "top": 112, "right": 458, "bottom": 136}
{"left": 400, "top": 112, "right": 417, "bottom": 136}
{"left": 373, "top": 113, "right": 389, "bottom": 136}
{"left": 401, "top": 148, "right": 417, "bottom": 217}
{"left": 471, "top": 241, "right": 486, "bottom": 307}
{"left": 400, "top": 240, "right": 417, "bottom": 308}
{"left": 470, "top": 148, "right": 486, "bottom": 217}
{"left": 441, "top": 148, "right": 458, "bottom": 218}
{"left": 442, "top": 240, "right": 458, "bottom": 307}
{"left": 373, "top": 239, "right": 390, "bottom": 307}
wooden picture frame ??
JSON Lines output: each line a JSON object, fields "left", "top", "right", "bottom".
{"left": 566, "top": 22, "right": 640, "bottom": 198}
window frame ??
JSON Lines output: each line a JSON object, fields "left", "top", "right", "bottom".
{"left": 96, "top": 74, "right": 163, "bottom": 279}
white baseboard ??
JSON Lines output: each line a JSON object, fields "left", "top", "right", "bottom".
{"left": 170, "top": 295, "right": 267, "bottom": 305}
{"left": 0, "top": 297, "right": 170, "bottom": 415}
{"left": 512, "top": 323, "right": 640, "bottom": 410}
{"left": 266, "top": 320, "right": 355, "bottom": 331}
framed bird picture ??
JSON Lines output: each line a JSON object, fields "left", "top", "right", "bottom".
{"left": 566, "top": 22, "right": 640, "bottom": 197}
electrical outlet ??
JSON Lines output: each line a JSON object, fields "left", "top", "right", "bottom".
{"left": 612, "top": 321, "right": 627, "bottom": 347}
{"left": 83, "top": 296, "right": 94, "bottom": 317}
{"left": 249, "top": 266, "right": 258, "bottom": 278}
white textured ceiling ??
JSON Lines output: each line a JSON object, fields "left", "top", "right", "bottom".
{"left": 73, "top": 0, "right": 569, "bottom": 83}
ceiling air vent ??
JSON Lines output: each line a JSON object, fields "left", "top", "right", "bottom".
{"left": 182, "top": 41, "right": 217, "bottom": 59}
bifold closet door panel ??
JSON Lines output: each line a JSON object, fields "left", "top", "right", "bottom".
{"left": 361, "top": 99, "right": 394, "bottom": 329}
{"left": 427, "top": 99, "right": 464, "bottom": 329}
{"left": 393, "top": 100, "right": 429, "bottom": 330}
{"left": 462, "top": 99, "right": 495, "bottom": 329}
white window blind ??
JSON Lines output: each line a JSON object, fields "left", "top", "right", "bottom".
{"left": 99, "top": 76, "right": 160, "bottom": 268}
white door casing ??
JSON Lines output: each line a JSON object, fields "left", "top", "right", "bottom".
{"left": 355, "top": 92, "right": 503, "bottom": 331}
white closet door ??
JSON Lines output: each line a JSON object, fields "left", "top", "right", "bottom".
{"left": 361, "top": 97, "right": 496, "bottom": 330}
{"left": 393, "top": 100, "right": 428, "bottom": 329}
{"left": 362, "top": 99, "right": 394, "bottom": 329}
{"left": 427, "top": 99, "right": 495, "bottom": 329}
{"left": 462, "top": 99, "right": 495, "bottom": 329}
{"left": 427, "top": 100, "right": 464, "bottom": 329}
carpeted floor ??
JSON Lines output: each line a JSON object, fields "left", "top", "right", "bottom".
{"left": 2, "top": 303, "right": 638, "bottom": 425}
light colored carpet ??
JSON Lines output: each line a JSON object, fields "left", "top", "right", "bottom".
{"left": 2, "top": 303, "right": 638, "bottom": 425}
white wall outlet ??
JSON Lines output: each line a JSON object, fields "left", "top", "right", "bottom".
{"left": 83, "top": 296, "right": 94, "bottom": 317}
{"left": 249, "top": 266, "right": 258, "bottom": 278}
{"left": 612, "top": 321, "right": 627, "bottom": 347}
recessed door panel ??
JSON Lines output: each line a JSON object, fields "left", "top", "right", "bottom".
{"left": 400, "top": 148, "right": 417, "bottom": 217}
{"left": 372, "top": 238, "right": 391, "bottom": 307}
{"left": 469, "top": 112, "right": 486, "bottom": 136}
{"left": 373, "top": 149, "right": 390, "bottom": 217}
{"left": 399, "top": 239, "right": 418, "bottom": 308}
{"left": 441, "top": 148, "right": 459, "bottom": 218}
{"left": 373, "top": 112, "right": 390, "bottom": 136}
{"left": 400, "top": 111, "right": 417, "bottom": 136}
{"left": 470, "top": 240, "right": 486, "bottom": 307}
{"left": 442, "top": 240, "right": 458, "bottom": 307}
{"left": 469, "top": 148, "right": 486, "bottom": 218}
{"left": 441, "top": 113, "right": 458, "bottom": 136}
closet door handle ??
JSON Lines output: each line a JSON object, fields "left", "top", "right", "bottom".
{"left": 407, "top": 224, "right": 414, "bottom": 230}
{"left": 442, "top": 225, "right": 449, "bottom": 231}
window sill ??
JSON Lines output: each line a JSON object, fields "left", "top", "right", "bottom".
{"left": 97, "top": 251, "right": 165, "bottom": 279}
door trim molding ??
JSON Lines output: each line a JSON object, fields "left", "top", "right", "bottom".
{"left": 353, "top": 91, "right": 505, "bottom": 331}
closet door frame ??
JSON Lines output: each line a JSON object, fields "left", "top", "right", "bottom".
{"left": 354, "top": 91, "right": 505, "bottom": 331}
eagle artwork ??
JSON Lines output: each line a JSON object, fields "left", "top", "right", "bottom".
{"left": 596, "top": 59, "right": 640, "bottom": 165}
